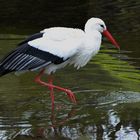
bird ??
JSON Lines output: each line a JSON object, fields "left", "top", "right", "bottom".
{"left": 0, "top": 17, "right": 120, "bottom": 107}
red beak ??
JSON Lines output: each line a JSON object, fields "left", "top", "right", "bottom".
{"left": 103, "top": 30, "right": 120, "bottom": 49}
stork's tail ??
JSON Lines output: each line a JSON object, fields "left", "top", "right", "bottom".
{"left": 0, "top": 65, "right": 11, "bottom": 77}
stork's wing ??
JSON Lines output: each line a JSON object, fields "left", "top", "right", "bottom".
{"left": 0, "top": 42, "right": 65, "bottom": 75}
{"left": 41, "top": 27, "right": 84, "bottom": 41}
{"left": 18, "top": 32, "right": 44, "bottom": 46}
{"left": 0, "top": 27, "right": 84, "bottom": 75}
{"left": 29, "top": 27, "right": 84, "bottom": 59}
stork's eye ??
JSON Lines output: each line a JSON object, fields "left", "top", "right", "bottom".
{"left": 100, "top": 24, "right": 104, "bottom": 28}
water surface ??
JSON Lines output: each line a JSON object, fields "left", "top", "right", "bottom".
{"left": 0, "top": 0, "right": 140, "bottom": 139}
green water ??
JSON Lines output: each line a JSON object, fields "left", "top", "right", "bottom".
{"left": 0, "top": 38, "right": 140, "bottom": 140}
{"left": 0, "top": 0, "right": 140, "bottom": 140}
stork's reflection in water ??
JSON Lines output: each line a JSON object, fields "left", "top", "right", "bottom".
{"left": 13, "top": 105, "right": 77, "bottom": 140}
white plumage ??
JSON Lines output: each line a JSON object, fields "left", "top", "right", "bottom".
{"left": 29, "top": 28, "right": 85, "bottom": 60}
{"left": 28, "top": 19, "right": 103, "bottom": 74}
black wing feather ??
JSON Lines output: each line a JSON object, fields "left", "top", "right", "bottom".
{"left": 0, "top": 43, "right": 65, "bottom": 76}
{"left": 18, "top": 32, "right": 44, "bottom": 46}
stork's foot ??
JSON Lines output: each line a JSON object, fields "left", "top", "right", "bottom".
{"left": 35, "top": 78, "right": 77, "bottom": 103}
{"left": 64, "top": 89, "right": 77, "bottom": 104}
{"left": 34, "top": 70, "right": 77, "bottom": 105}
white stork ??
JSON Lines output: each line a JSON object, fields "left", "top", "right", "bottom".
{"left": 0, "top": 18, "right": 120, "bottom": 106}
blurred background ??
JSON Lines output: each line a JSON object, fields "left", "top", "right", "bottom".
{"left": 0, "top": 0, "right": 140, "bottom": 139}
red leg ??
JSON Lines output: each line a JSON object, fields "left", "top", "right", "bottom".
{"left": 34, "top": 69, "right": 77, "bottom": 104}
{"left": 48, "top": 77, "right": 55, "bottom": 110}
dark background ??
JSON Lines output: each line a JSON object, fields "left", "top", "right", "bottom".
{"left": 0, "top": 0, "right": 139, "bottom": 34}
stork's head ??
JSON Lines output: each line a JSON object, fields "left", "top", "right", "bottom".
{"left": 85, "top": 18, "right": 120, "bottom": 49}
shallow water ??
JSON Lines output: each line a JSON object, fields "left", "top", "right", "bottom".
{"left": 0, "top": 0, "right": 140, "bottom": 140}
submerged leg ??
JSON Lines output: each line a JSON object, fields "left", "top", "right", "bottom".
{"left": 34, "top": 69, "right": 77, "bottom": 104}
{"left": 48, "top": 76, "right": 55, "bottom": 110}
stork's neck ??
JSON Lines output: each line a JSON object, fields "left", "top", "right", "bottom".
{"left": 71, "top": 30, "right": 102, "bottom": 69}
{"left": 84, "top": 30, "right": 102, "bottom": 52}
